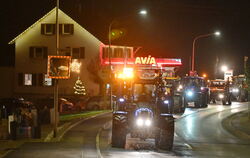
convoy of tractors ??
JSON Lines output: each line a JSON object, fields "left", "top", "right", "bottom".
{"left": 110, "top": 56, "right": 248, "bottom": 151}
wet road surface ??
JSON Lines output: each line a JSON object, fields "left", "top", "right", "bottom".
{"left": 5, "top": 102, "right": 250, "bottom": 158}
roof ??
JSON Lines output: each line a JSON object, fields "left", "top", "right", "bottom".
{"left": 8, "top": 8, "right": 55, "bottom": 44}
{"left": 8, "top": 7, "right": 102, "bottom": 44}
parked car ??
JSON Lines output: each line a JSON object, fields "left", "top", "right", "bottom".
{"left": 85, "top": 96, "right": 113, "bottom": 110}
{"left": 34, "top": 97, "right": 74, "bottom": 112}
{"left": 0, "top": 97, "right": 34, "bottom": 118}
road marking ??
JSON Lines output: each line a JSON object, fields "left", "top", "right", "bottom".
{"left": 43, "top": 112, "right": 111, "bottom": 142}
{"left": 96, "top": 128, "right": 103, "bottom": 158}
{"left": 174, "top": 132, "right": 193, "bottom": 150}
{"left": 184, "top": 143, "right": 193, "bottom": 150}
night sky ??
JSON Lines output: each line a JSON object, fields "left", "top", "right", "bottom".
{"left": 1, "top": 0, "right": 250, "bottom": 79}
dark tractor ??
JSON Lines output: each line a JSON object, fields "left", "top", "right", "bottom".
{"left": 111, "top": 69, "right": 176, "bottom": 150}
{"left": 208, "top": 79, "right": 232, "bottom": 105}
{"left": 182, "top": 76, "right": 209, "bottom": 108}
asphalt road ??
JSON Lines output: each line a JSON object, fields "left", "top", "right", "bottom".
{"left": 4, "top": 102, "right": 250, "bottom": 158}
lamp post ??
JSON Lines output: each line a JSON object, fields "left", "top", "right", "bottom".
{"left": 53, "top": 0, "right": 60, "bottom": 138}
{"left": 108, "top": 9, "right": 147, "bottom": 110}
{"left": 191, "top": 31, "right": 220, "bottom": 74}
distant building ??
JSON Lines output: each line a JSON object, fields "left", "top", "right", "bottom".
{"left": 8, "top": 8, "right": 103, "bottom": 98}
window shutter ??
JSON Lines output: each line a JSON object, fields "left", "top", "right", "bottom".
{"left": 32, "top": 74, "right": 37, "bottom": 86}
{"left": 38, "top": 73, "right": 43, "bottom": 86}
{"left": 52, "top": 24, "right": 56, "bottom": 34}
{"left": 52, "top": 79, "right": 55, "bottom": 86}
{"left": 65, "top": 47, "right": 71, "bottom": 56}
{"left": 59, "top": 24, "right": 62, "bottom": 34}
{"left": 41, "top": 24, "right": 45, "bottom": 34}
{"left": 43, "top": 47, "right": 48, "bottom": 59}
{"left": 80, "top": 47, "right": 85, "bottom": 59}
{"left": 70, "top": 24, "right": 74, "bottom": 34}
{"left": 65, "top": 52, "right": 71, "bottom": 56}
{"left": 29, "top": 47, "right": 34, "bottom": 58}
{"left": 18, "top": 73, "right": 24, "bottom": 86}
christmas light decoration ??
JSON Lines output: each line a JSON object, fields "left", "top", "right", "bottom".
{"left": 74, "top": 77, "right": 86, "bottom": 95}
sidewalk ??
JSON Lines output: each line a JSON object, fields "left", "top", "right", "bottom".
{"left": 222, "top": 110, "right": 250, "bottom": 140}
{"left": 0, "top": 110, "right": 110, "bottom": 158}
{"left": 0, "top": 124, "right": 54, "bottom": 158}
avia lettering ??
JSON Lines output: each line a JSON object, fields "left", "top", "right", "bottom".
{"left": 135, "top": 55, "right": 156, "bottom": 65}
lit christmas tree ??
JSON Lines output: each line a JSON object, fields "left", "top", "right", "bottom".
{"left": 74, "top": 77, "right": 86, "bottom": 95}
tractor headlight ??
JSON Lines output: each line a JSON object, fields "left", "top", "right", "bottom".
{"left": 163, "top": 100, "right": 169, "bottom": 104}
{"left": 145, "top": 119, "right": 152, "bottom": 126}
{"left": 186, "top": 90, "right": 193, "bottom": 97}
{"left": 118, "top": 98, "right": 125, "bottom": 102}
{"left": 232, "top": 88, "right": 239, "bottom": 93}
{"left": 218, "top": 94, "right": 224, "bottom": 99}
{"left": 136, "top": 118, "right": 152, "bottom": 127}
{"left": 136, "top": 118, "right": 143, "bottom": 126}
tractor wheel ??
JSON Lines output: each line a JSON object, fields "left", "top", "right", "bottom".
{"left": 155, "top": 115, "right": 174, "bottom": 151}
{"left": 111, "top": 113, "right": 127, "bottom": 148}
{"left": 222, "top": 100, "right": 226, "bottom": 105}
{"left": 201, "top": 94, "right": 208, "bottom": 108}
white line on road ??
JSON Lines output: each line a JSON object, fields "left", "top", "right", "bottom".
{"left": 96, "top": 128, "right": 103, "bottom": 158}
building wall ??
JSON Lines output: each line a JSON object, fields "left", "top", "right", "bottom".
{"left": 0, "top": 67, "right": 14, "bottom": 98}
{"left": 13, "top": 9, "right": 102, "bottom": 98}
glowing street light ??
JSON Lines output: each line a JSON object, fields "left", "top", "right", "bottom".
{"left": 202, "top": 73, "right": 207, "bottom": 78}
{"left": 139, "top": 9, "right": 147, "bottom": 15}
{"left": 221, "top": 65, "right": 228, "bottom": 72}
{"left": 191, "top": 31, "right": 221, "bottom": 74}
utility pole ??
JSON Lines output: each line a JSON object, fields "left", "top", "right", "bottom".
{"left": 53, "top": 0, "right": 59, "bottom": 138}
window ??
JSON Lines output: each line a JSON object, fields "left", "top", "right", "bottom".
{"left": 62, "top": 24, "right": 74, "bottom": 34}
{"left": 41, "top": 23, "right": 74, "bottom": 35}
{"left": 72, "top": 47, "right": 85, "bottom": 59}
{"left": 60, "top": 24, "right": 74, "bottom": 35}
{"left": 18, "top": 73, "right": 37, "bottom": 86}
{"left": 29, "top": 47, "right": 48, "bottom": 59}
{"left": 114, "top": 48, "right": 123, "bottom": 58}
{"left": 41, "top": 24, "right": 55, "bottom": 35}
{"left": 65, "top": 47, "right": 71, "bottom": 56}
{"left": 39, "top": 74, "right": 52, "bottom": 86}
{"left": 24, "top": 74, "right": 32, "bottom": 86}
{"left": 44, "top": 74, "right": 52, "bottom": 86}
{"left": 125, "top": 48, "right": 132, "bottom": 58}
{"left": 102, "top": 47, "right": 112, "bottom": 59}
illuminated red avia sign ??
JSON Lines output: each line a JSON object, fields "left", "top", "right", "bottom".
{"left": 102, "top": 57, "right": 181, "bottom": 67}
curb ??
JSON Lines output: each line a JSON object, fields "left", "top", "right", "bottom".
{"left": 222, "top": 111, "right": 250, "bottom": 140}
{"left": 44, "top": 111, "right": 111, "bottom": 142}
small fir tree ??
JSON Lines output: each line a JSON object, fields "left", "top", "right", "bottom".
{"left": 74, "top": 77, "right": 86, "bottom": 95}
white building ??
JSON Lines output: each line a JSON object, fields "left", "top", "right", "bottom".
{"left": 9, "top": 8, "right": 103, "bottom": 98}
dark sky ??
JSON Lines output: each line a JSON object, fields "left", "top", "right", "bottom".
{"left": 1, "top": 0, "right": 250, "bottom": 78}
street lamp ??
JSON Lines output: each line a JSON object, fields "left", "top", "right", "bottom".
{"left": 139, "top": 9, "right": 147, "bottom": 15}
{"left": 221, "top": 65, "right": 228, "bottom": 72}
{"left": 108, "top": 9, "right": 148, "bottom": 110}
{"left": 191, "top": 31, "right": 221, "bottom": 74}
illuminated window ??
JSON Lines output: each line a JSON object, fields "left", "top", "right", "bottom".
{"left": 72, "top": 47, "right": 85, "bottom": 59}
{"left": 24, "top": 74, "right": 32, "bottom": 86}
{"left": 44, "top": 74, "right": 52, "bottom": 86}
{"left": 29, "top": 47, "right": 48, "bottom": 59}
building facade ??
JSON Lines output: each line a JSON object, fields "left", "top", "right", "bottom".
{"left": 9, "top": 8, "right": 103, "bottom": 98}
